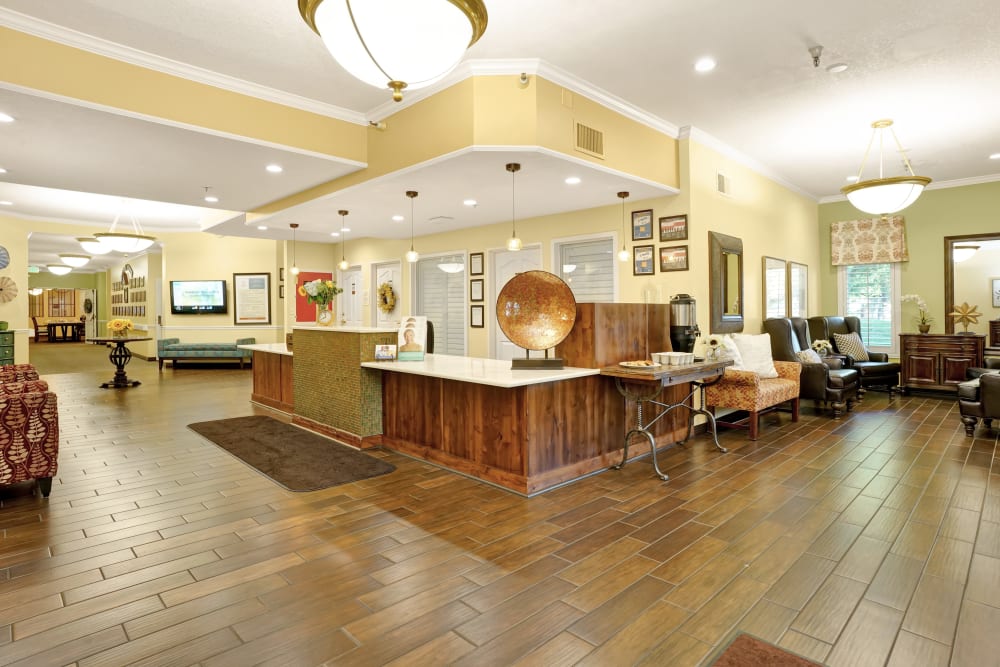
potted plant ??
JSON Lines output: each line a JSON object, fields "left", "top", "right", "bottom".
{"left": 901, "top": 294, "right": 933, "bottom": 333}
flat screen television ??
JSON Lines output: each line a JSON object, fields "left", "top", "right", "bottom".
{"left": 170, "top": 280, "right": 228, "bottom": 314}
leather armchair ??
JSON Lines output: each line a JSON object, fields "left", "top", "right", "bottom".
{"left": 808, "top": 316, "right": 900, "bottom": 395}
{"left": 763, "top": 318, "right": 859, "bottom": 418}
{"left": 0, "top": 379, "right": 59, "bottom": 497}
{"left": 959, "top": 372, "right": 1000, "bottom": 437}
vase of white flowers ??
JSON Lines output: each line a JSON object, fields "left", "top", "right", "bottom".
{"left": 901, "top": 294, "right": 933, "bottom": 333}
{"left": 811, "top": 339, "right": 833, "bottom": 357}
{"left": 298, "top": 278, "right": 343, "bottom": 326}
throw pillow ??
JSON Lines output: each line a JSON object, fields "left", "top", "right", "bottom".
{"left": 715, "top": 334, "right": 745, "bottom": 369}
{"left": 732, "top": 333, "right": 779, "bottom": 378}
{"left": 833, "top": 332, "right": 869, "bottom": 361}
{"left": 796, "top": 349, "right": 823, "bottom": 364}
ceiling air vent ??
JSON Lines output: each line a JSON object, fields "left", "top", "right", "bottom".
{"left": 575, "top": 122, "right": 604, "bottom": 159}
{"left": 427, "top": 216, "right": 454, "bottom": 224}
{"left": 716, "top": 171, "right": 731, "bottom": 196}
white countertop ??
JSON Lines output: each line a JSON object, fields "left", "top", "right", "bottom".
{"left": 292, "top": 325, "right": 398, "bottom": 333}
{"left": 239, "top": 343, "right": 292, "bottom": 356}
{"left": 361, "top": 353, "right": 599, "bottom": 388}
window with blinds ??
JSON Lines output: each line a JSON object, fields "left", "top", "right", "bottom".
{"left": 414, "top": 253, "right": 466, "bottom": 356}
{"left": 838, "top": 262, "right": 900, "bottom": 353}
{"left": 555, "top": 237, "right": 615, "bottom": 302}
{"left": 48, "top": 289, "right": 76, "bottom": 318}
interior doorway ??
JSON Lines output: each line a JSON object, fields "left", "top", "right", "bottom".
{"left": 338, "top": 266, "right": 362, "bottom": 326}
{"left": 372, "top": 261, "right": 402, "bottom": 327}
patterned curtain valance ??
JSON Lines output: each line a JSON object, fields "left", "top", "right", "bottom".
{"left": 831, "top": 216, "right": 909, "bottom": 266}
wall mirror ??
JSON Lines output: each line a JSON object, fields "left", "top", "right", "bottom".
{"left": 709, "top": 231, "right": 744, "bottom": 333}
{"left": 762, "top": 256, "right": 786, "bottom": 319}
{"left": 788, "top": 261, "right": 808, "bottom": 317}
{"left": 945, "top": 233, "right": 1000, "bottom": 334}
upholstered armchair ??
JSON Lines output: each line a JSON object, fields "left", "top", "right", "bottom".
{"left": 0, "top": 379, "right": 59, "bottom": 497}
{"left": 763, "top": 317, "right": 859, "bottom": 418}
{"left": 808, "top": 316, "right": 900, "bottom": 395}
{"left": 703, "top": 361, "right": 801, "bottom": 440}
{"left": 959, "top": 372, "right": 1000, "bottom": 437}
{"left": 0, "top": 364, "right": 41, "bottom": 383}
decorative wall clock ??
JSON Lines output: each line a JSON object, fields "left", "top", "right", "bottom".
{"left": 0, "top": 276, "right": 18, "bottom": 302}
{"left": 0, "top": 246, "right": 9, "bottom": 270}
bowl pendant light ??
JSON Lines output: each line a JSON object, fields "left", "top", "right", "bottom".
{"left": 338, "top": 210, "right": 350, "bottom": 271}
{"left": 298, "top": 0, "right": 489, "bottom": 102}
{"left": 616, "top": 191, "right": 630, "bottom": 262}
{"left": 289, "top": 223, "right": 300, "bottom": 275}
{"left": 840, "top": 119, "right": 932, "bottom": 217}
{"left": 506, "top": 162, "right": 522, "bottom": 251}
{"left": 405, "top": 191, "right": 419, "bottom": 263}
{"left": 94, "top": 211, "right": 156, "bottom": 253}
{"left": 59, "top": 253, "right": 91, "bottom": 268}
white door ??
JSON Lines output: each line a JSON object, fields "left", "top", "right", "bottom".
{"left": 491, "top": 246, "right": 542, "bottom": 360}
{"left": 79, "top": 289, "right": 97, "bottom": 339}
{"left": 338, "top": 267, "right": 363, "bottom": 326}
{"left": 372, "top": 261, "right": 402, "bottom": 327}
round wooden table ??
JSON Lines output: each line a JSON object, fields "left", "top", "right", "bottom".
{"left": 89, "top": 336, "right": 152, "bottom": 388}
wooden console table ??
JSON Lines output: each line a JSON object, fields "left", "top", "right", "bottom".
{"left": 899, "top": 332, "right": 984, "bottom": 393}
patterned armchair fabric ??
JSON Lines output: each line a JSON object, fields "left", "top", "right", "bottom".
{"left": 704, "top": 360, "right": 801, "bottom": 440}
{"left": 0, "top": 364, "right": 41, "bottom": 383}
{"left": 0, "top": 378, "right": 59, "bottom": 497}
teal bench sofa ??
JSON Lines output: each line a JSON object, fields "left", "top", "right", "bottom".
{"left": 157, "top": 337, "right": 255, "bottom": 370}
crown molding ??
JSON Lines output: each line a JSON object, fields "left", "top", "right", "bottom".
{"left": 817, "top": 172, "right": 1000, "bottom": 204}
{"left": 0, "top": 8, "right": 367, "bottom": 125}
{"left": 366, "top": 58, "right": 679, "bottom": 138}
{"left": 679, "top": 126, "right": 817, "bottom": 201}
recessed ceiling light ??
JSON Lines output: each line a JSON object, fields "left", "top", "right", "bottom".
{"left": 564, "top": 177, "right": 581, "bottom": 185}
{"left": 826, "top": 63, "right": 849, "bottom": 74}
{"left": 266, "top": 164, "right": 283, "bottom": 173}
{"left": 330, "top": 231, "right": 340, "bottom": 237}
{"left": 392, "top": 215, "right": 404, "bottom": 222}
{"left": 694, "top": 57, "right": 716, "bottom": 73}
{"left": 0, "top": 167, "right": 7, "bottom": 174}
{"left": 257, "top": 225, "right": 268, "bottom": 230}
{"left": 340, "top": 227, "right": 351, "bottom": 233}
{"left": 846, "top": 175, "right": 859, "bottom": 182}
{"left": 0, "top": 201, "right": 12, "bottom": 206}
{"left": 990, "top": 153, "right": 1000, "bottom": 160}
{"left": 0, "top": 113, "right": 14, "bottom": 123}
{"left": 204, "top": 195, "right": 219, "bottom": 203}
{"left": 463, "top": 199, "right": 477, "bottom": 206}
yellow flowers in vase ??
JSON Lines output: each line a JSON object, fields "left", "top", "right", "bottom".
{"left": 108, "top": 318, "right": 133, "bottom": 337}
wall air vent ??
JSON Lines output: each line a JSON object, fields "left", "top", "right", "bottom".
{"left": 717, "top": 171, "right": 731, "bottom": 196}
{"left": 575, "top": 122, "right": 605, "bottom": 159}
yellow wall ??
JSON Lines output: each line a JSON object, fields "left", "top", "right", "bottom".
{"left": 818, "top": 180, "right": 1000, "bottom": 330}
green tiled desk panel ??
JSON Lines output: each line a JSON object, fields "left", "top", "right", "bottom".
{"left": 0, "top": 331, "right": 13, "bottom": 366}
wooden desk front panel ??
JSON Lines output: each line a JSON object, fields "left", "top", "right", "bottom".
{"left": 252, "top": 351, "right": 294, "bottom": 413}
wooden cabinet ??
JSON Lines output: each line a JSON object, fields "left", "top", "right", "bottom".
{"left": 0, "top": 331, "right": 13, "bottom": 366}
{"left": 251, "top": 350, "right": 293, "bottom": 414}
{"left": 990, "top": 319, "right": 1000, "bottom": 348}
{"left": 899, "top": 333, "right": 984, "bottom": 393}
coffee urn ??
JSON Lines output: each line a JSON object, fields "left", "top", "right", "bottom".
{"left": 669, "top": 293, "right": 700, "bottom": 353}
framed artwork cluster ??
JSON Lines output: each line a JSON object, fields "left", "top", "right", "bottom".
{"left": 110, "top": 263, "right": 147, "bottom": 319}
{"left": 469, "top": 252, "right": 485, "bottom": 328}
{"left": 762, "top": 257, "right": 809, "bottom": 318}
{"left": 630, "top": 212, "right": 690, "bottom": 275}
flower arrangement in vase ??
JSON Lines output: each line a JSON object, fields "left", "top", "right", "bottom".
{"left": 811, "top": 339, "right": 833, "bottom": 357}
{"left": 298, "top": 278, "right": 343, "bottom": 326}
{"left": 108, "top": 318, "right": 133, "bottom": 337}
{"left": 901, "top": 293, "right": 933, "bottom": 333}
{"left": 704, "top": 335, "right": 723, "bottom": 360}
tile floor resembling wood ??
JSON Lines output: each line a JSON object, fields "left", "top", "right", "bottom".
{"left": 1, "top": 354, "right": 998, "bottom": 666}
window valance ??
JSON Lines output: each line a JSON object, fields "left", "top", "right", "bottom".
{"left": 831, "top": 216, "right": 909, "bottom": 266}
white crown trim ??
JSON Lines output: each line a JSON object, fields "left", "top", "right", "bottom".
{"left": 0, "top": 7, "right": 367, "bottom": 125}
{"left": 680, "top": 126, "right": 817, "bottom": 201}
{"left": 817, "top": 172, "right": 1000, "bottom": 204}
{"left": 366, "top": 58, "right": 679, "bottom": 138}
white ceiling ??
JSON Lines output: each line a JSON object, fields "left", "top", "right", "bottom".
{"left": 2, "top": 0, "right": 999, "bottom": 273}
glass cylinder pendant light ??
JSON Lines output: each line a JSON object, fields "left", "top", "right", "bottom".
{"left": 338, "top": 210, "right": 350, "bottom": 270}
{"left": 405, "top": 191, "right": 419, "bottom": 263}
{"left": 841, "top": 119, "right": 931, "bottom": 216}
{"left": 617, "top": 191, "right": 630, "bottom": 261}
{"left": 506, "top": 162, "right": 522, "bottom": 251}
{"left": 298, "top": 0, "right": 488, "bottom": 102}
{"left": 289, "top": 223, "right": 300, "bottom": 275}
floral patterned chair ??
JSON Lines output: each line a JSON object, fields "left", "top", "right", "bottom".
{"left": 0, "top": 368, "right": 59, "bottom": 497}
{"left": 703, "top": 361, "right": 801, "bottom": 440}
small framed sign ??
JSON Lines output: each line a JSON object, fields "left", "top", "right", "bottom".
{"left": 469, "top": 252, "right": 484, "bottom": 276}
{"left": 470, "top": 304, "right": 485, "bottom": 328}
{"left": 374, "top": 344, "right": 397, "bottom": 361}
{"left": 633, "top": 245, "right": 655, "bottom": 275}
{"left": 632, "top": 209, "right": 654, "bottom": 241}
{"left": 470, "top": 279, "right": 484, "bottom": 302}
{"left": 992, "top": 277, "right": 1000, "bottom": 307}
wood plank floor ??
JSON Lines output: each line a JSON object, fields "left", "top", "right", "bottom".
{"left": 3, "top": 344, "right": 999, "bottom": 665}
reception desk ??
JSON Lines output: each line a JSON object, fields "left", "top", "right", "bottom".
{"left": 362, "top": 355, "right": 617, "bottom": 495}
{"left": 240, "top": 343, "right": 294, "bottom": 414}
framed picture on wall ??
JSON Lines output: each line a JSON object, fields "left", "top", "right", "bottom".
{"left": 788, "top": 262, "right": 808, "bottom": 317}
{"left": 233, "top": 272, "right": 271, "bottom": 325}
{"left": 659, "top": 214, "right": 688, "bottom": 242}
{"left": 470, "top": 304, "right": 485, "bottom": 328}
{"left": 992, "top": 277, "right": 1000, "bottom": 307}
{"left": 470, "top": 279, "right": 484, "bottom": 302}
{"left": 633, "top": 245, "right": 655, "bottom": 275}
{"left": 659, "top": 245, "right": 689, "bottom": 272}
{"left": 631, "top": 209, "right": 654, "bottom": 240}
{"left": 469, "top": 252, "right": 484, "bottom": 276}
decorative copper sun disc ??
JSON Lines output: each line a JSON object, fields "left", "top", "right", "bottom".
{"left": 495, "top": 270, "right": 577, "bottom": 351}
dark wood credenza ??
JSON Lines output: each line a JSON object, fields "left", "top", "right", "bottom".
{"left": 899, "top": 333, "right": 985, "bottom": 393}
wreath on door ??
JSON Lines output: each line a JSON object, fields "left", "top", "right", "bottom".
{"left": 83, "top": 298, "right": 94, "bottom": 314}
{"left": 377, "top": 282, "right": 396, "bottom": 314}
